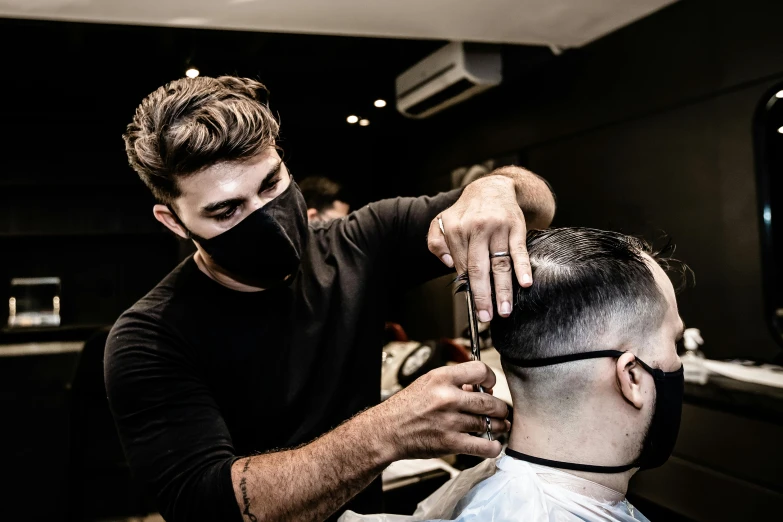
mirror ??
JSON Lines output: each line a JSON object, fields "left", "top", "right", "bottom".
{"left": 753, "top": 85, "right": 783, "bottom": 348}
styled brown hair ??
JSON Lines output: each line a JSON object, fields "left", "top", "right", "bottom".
{"left": 123, "top": 76, "right": 280, "bottom": 203}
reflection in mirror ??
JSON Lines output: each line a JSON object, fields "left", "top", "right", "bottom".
{"left": 754, "top": 85, "right": 783, "bottom": 349}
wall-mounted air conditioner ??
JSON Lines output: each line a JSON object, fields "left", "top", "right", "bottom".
{"left": 395, "top": 42, "right": 502, "bottom": 119}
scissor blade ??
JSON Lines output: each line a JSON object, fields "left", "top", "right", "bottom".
{"left": 465, "top": 282, "right": 482, "bottom": 361}
{"left": 463, "top": 277, "right": 493, "bottom": 441}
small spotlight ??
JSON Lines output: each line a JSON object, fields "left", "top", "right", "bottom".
{"left": 185, "top": 68, "right": 200, "bottom": 78}
{"left": 778, "top": 126, "right": 783, "bottom": 134}
{"left": 347, "top": 115, "right": 359, "bottom": 124}
{"left": 374, "top": 99, "right": 387, "bottom": 108}
{"left": 776, "top": 90, "right": 783, "bottom": 99}
{"left": 359, "top": 119, "right": 370, "bottom": 126}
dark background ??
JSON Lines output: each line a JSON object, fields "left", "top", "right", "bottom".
{"left": 2, "top": 1, "right": 783, "bottom": 520}
{"left": 0, "top": 19, "right": 447, "bottom": 329}
{"left": 0, "top": 18, "right": 549, "bottom": 332}
{"left": 2, "top": 0, "right": 782, "bottom": 361}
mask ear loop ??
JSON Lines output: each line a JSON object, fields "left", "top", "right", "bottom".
{"left": 633, "top": 355, "right": 655, "bottom": 375}
{"left": 165, "top": 203, "right": 182, "bottom": 224}
{"left": 632, "top": 354, "right": 684, "bottom": 379}
{"left": 501, "top": 349, "right": 626, "bottom": 368}
{"left": 165, "top": 204, "right": 196, "bottom": 240}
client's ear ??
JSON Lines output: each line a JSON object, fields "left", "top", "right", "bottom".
{"left": 616, "top": 352, "right": 647, "bottom": 410}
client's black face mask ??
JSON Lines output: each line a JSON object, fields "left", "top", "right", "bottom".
{"left": 173, "top": 181, "right": 309, "bottom": 288}
{"left": 504, "top": 349, "right": 684, "bottom": 473}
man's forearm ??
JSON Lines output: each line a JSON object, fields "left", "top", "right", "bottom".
{"left": 231, "top": 361, "right": 510, "bottom": 521}
{"left": 232, "top": 407, "right": 394, "bottom": 522}
{"left": 485, "top": 166, "right": 556, "bottom": 229}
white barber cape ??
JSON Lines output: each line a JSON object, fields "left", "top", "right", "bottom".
{"left": 340, "top": 452, "right": 649, "bottom": 522}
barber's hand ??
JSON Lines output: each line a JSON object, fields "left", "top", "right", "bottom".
{"left": 377, "top": 361, "right": 510, "bottom": 460}
{"left": 428, "top": 174, "right": 532, "bottom": 322}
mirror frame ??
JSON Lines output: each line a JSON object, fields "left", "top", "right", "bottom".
{"left": 753, "top": 83, "right": 783, "bottom": 349}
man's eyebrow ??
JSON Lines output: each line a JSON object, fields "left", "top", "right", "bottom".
{"left": 256, "top": 160, "right": 283, "bottom": 193}
{"left": 200, "top": 160, "right": 283, "bottom": 215}
{"left": 201, "top": 196, "right": 244, "bottom": 214}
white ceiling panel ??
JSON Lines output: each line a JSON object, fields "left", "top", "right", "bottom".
{"left": 0, "top": 0, "right": 677, "bottom": 48}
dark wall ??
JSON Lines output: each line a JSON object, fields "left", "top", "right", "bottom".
{"left": 395, "top": 0, "right": 783, "bottom": 361}
{"left": 0, "top": 19, "right": 443, "bottom": 328}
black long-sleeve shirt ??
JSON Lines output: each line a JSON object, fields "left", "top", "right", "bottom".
{"left": 104, "top": 190, "right": 461, "bottom": 522}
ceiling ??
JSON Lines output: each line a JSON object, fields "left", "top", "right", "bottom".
{"left": 0, "top": 0, "right": 677, "bottom": 48}
{"left": 0, "top": 18, "right": 455, "bottom": 205}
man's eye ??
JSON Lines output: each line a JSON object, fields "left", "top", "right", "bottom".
{"left": 261, "top": 177, "right": 281, "bottom": 194}
{"left": 214, "top": 206, "right": 238, "bottom": 221}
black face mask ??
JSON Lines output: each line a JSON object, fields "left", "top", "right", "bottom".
{"left": 175, "top": 181, "right": 309, "bottom": 288}
{"left": 504, "top": 349, "right": 684, "bottom": 473}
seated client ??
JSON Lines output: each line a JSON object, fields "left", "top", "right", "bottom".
{"left": 341, "top": 227, "right": 687, "bottom": 522}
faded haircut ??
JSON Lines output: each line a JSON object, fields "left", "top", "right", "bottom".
{"left": 490, "top": 227, "right": 687, "bottom": 382}
{"left": 123, "top": 76, "right": 280, "bottom": 204}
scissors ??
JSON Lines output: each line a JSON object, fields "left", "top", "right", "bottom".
{"left": 463, "top": 276, "right": 494, "bottom": 441}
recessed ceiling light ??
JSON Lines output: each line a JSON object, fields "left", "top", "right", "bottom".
{"left": 776, "top": 90, "right": 783, "bottom": 99}
{"left": 185, "top": 68, "right": 200, "bottom": 79}
{"left": 359, "top": 119, "right": 370, "bottom": 126}
{"left": 374, "top": 99, "right": 387, "bottom": 108}
{"left": 347, "top": 115, "right": 359, "bottom": 124}
{"left": 778, "top": 126, "right": 783, "bottom": 134}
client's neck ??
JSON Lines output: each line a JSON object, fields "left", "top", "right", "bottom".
{"left": 507, "top": 405, "right": 635, "bottom": 495}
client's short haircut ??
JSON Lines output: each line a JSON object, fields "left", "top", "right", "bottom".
{"left": 491, "top": 228, "right": 685, "bottom": 378}
{"left": 299, "top": 176, "right": 344, "bottom": 212}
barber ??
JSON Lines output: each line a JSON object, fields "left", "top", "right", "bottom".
{"left": 106, "top": 76, "right": 556, "bottom": 522}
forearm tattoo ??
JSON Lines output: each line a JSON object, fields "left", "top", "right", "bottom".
{"left": 240, "top": 458, "right": 258, "bottom": 522}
